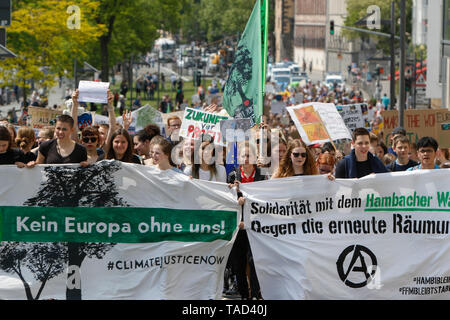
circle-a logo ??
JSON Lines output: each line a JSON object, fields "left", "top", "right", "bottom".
{"left": 336, "top": 245, "right": 378, "bottom": 288}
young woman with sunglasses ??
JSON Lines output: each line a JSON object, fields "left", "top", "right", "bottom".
{"left": 272, "top": 139, "right": 318, "bottom": 178}
{"left": 81, "top": 126, "right": 104, "bottom": 164}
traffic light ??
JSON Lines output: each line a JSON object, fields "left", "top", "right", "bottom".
{"left": 405, "top": 78, "right": 411, "bottom": 92}
{"left": 330, "top": 20, "right": 335, "bottom": 35}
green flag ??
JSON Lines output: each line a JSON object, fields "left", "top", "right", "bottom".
{"left": 223, "top": 0, "right": 268, "bottom": 127}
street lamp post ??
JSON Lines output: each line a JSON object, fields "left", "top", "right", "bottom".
{"left": 399, "top": 0, "right": 406, "bottom": 127}
{"left": 413, "top": 52, "right": 417, "bottom": 109}
{"left": 390, "top": 1, "right": 396, "bottom": 110}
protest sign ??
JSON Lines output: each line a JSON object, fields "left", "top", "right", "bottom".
{"left": 241, "top": 170, "right": 450, "bottom": 299}
{"left": 294, "top": 92, "right": 304, "bottom": 104}
{"left": 26, "top": 106, "right": 62, "bottom": 128}
{"left": 0, "top": 162, "right": 239, "bottom": 300}
{"left": 337, "top": 104, "right": 365, "bottom": 132}
{"left": 287, "top": 103, "right": 351, "bottom": 145}
{"left": 179, "top": 107, "right": 229, "bottom": 145}
{"left": 382, "top": 109, "right": 450, "bottom": 148}
{"left": 219, "top": 118, "right": 254, "bottom": 144}
{"left": 117, "top": 105, "right": 164, "bottom": 134}
{"left": 78, "top": 81, "right": 110, "bottom": 104}
{"left": 77, "top": 112, "right": 94, "bottom": 129}
{"left": 270, "top": 100, "right": 285, "bottom": 115}
{"left": 92, "top": 113, "right": 109, "bottom": 125}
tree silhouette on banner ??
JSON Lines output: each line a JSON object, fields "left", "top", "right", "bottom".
{"left": 0, "top": 242, "right": 67, "bottom": 300}
{"left": 224, "top": 44, "right": 256, "bottom": 125}
{"left": 0, "top": 161, "right": 129, "bottom": 300}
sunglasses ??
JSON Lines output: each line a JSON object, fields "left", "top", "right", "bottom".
{"left": 82, "top": 137, "right": 98, "bottom": 143}
{"left": 292, "top": 152, "right": 307, "bottom": 158}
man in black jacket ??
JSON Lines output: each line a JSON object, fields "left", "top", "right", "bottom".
{"left": 335, "top": 127, "right": 388, "bottom": 178}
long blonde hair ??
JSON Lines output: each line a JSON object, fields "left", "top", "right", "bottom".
{"left": 272, "top": 139, "right": 318, "bottom": 178}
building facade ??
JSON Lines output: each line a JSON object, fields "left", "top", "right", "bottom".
{"left": 293, "top": 0, "right": 326, "bottom": 71}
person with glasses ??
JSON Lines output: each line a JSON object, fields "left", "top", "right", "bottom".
{"left": 334, "top": 127, "right": 388, "bottom": 179}
{"left": 80, "top": 126, "right": 104, "bottom": 164}
{"left": 31, "top": 126, "right": 55, "bottom": 155}
{"left": 272, "top": 139, "right": 318, "bottom": 178}
{"left": 166, "top": 116, "right": 182, "bottom": 145}
{"left": 406, "top": 136, "right": 440, "bottom": 171}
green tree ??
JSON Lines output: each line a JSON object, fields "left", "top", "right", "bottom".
{"left": 0, "top": 0, "right": 105, "bottom": 103}
{"left": 179, "top": 0, "right": 254, "bottom": 43}
{"left": 343, "top": 0, "right": 413, "bottom": 54}
{"left": 93, "top": 0, "right": 185, "bottom": 82}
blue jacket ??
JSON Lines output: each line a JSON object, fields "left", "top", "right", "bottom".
{"left": 342, "top": 149, "right": 388, "bottom": 178}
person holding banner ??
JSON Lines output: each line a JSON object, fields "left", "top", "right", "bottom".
{"left": 406, "top": 137, "right": 440, "bottom": 171}
{"left": 271, "top": 139, "right": 318, "bottom": 178}
{"left": 28, "top": 114, "right": 88, "bottom": 167}
{"left": 31, "top": 126, "right": 55, "bottom": 155}
{"left": 15, "top": 126, "right": 37, "bottom": 163}
{"left": 226, "top": 142, "right": 264, "bottom": 300}
{"left": 316, "top": 153, "right": 336, "bottom": 175}
{"left": 334, "top": 128, "right": 388, "bottom": 179}
{"left": 0, "top": 126, "right": 27, "bottom": 166}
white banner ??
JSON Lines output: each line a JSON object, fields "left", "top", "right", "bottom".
{"left": 241, "top": 170, "right": 450, "bottom": 299}
{"left": 0, "top": 162, "right": 239, "bottom": 300}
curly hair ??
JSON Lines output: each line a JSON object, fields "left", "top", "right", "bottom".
{"left": 272, "top": 139, "right": 318, "bottom": 178}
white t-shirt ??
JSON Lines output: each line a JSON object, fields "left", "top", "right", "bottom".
{"left": 183, "top": 165, "right": 227, "bottom": 182}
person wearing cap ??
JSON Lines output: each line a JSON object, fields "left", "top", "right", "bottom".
{"left": 388, "top": 127, "right": 406, "bottom": 156}
{"left": 334, "top": 127, "right": 388, "bottom": 179}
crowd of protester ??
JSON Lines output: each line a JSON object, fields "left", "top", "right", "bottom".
{"left": 0, "top": 79, "right": 449, "bottom": 300}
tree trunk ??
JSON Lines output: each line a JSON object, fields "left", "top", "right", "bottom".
{"left": 34, "top": 263, "right": 54, "bottom": 300}
{"left": 100, "top": 36, "right": 109, "bottom": 83}
{"left": 22, "top": 78, "right": 27, "bottom": 107}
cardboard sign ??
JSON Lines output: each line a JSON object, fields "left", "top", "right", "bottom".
{"left": 26, "top": 106, "right": 63, "bottom": 128}
{"left": 381, "top": 109, "right": 450, "bottom": 148}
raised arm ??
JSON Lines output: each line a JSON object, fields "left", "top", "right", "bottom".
{"left": 104, "top": 90, "right": 115, "bottom": 155}
{"left": 71, "top": 89, "right": 79, "bottom": 141}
